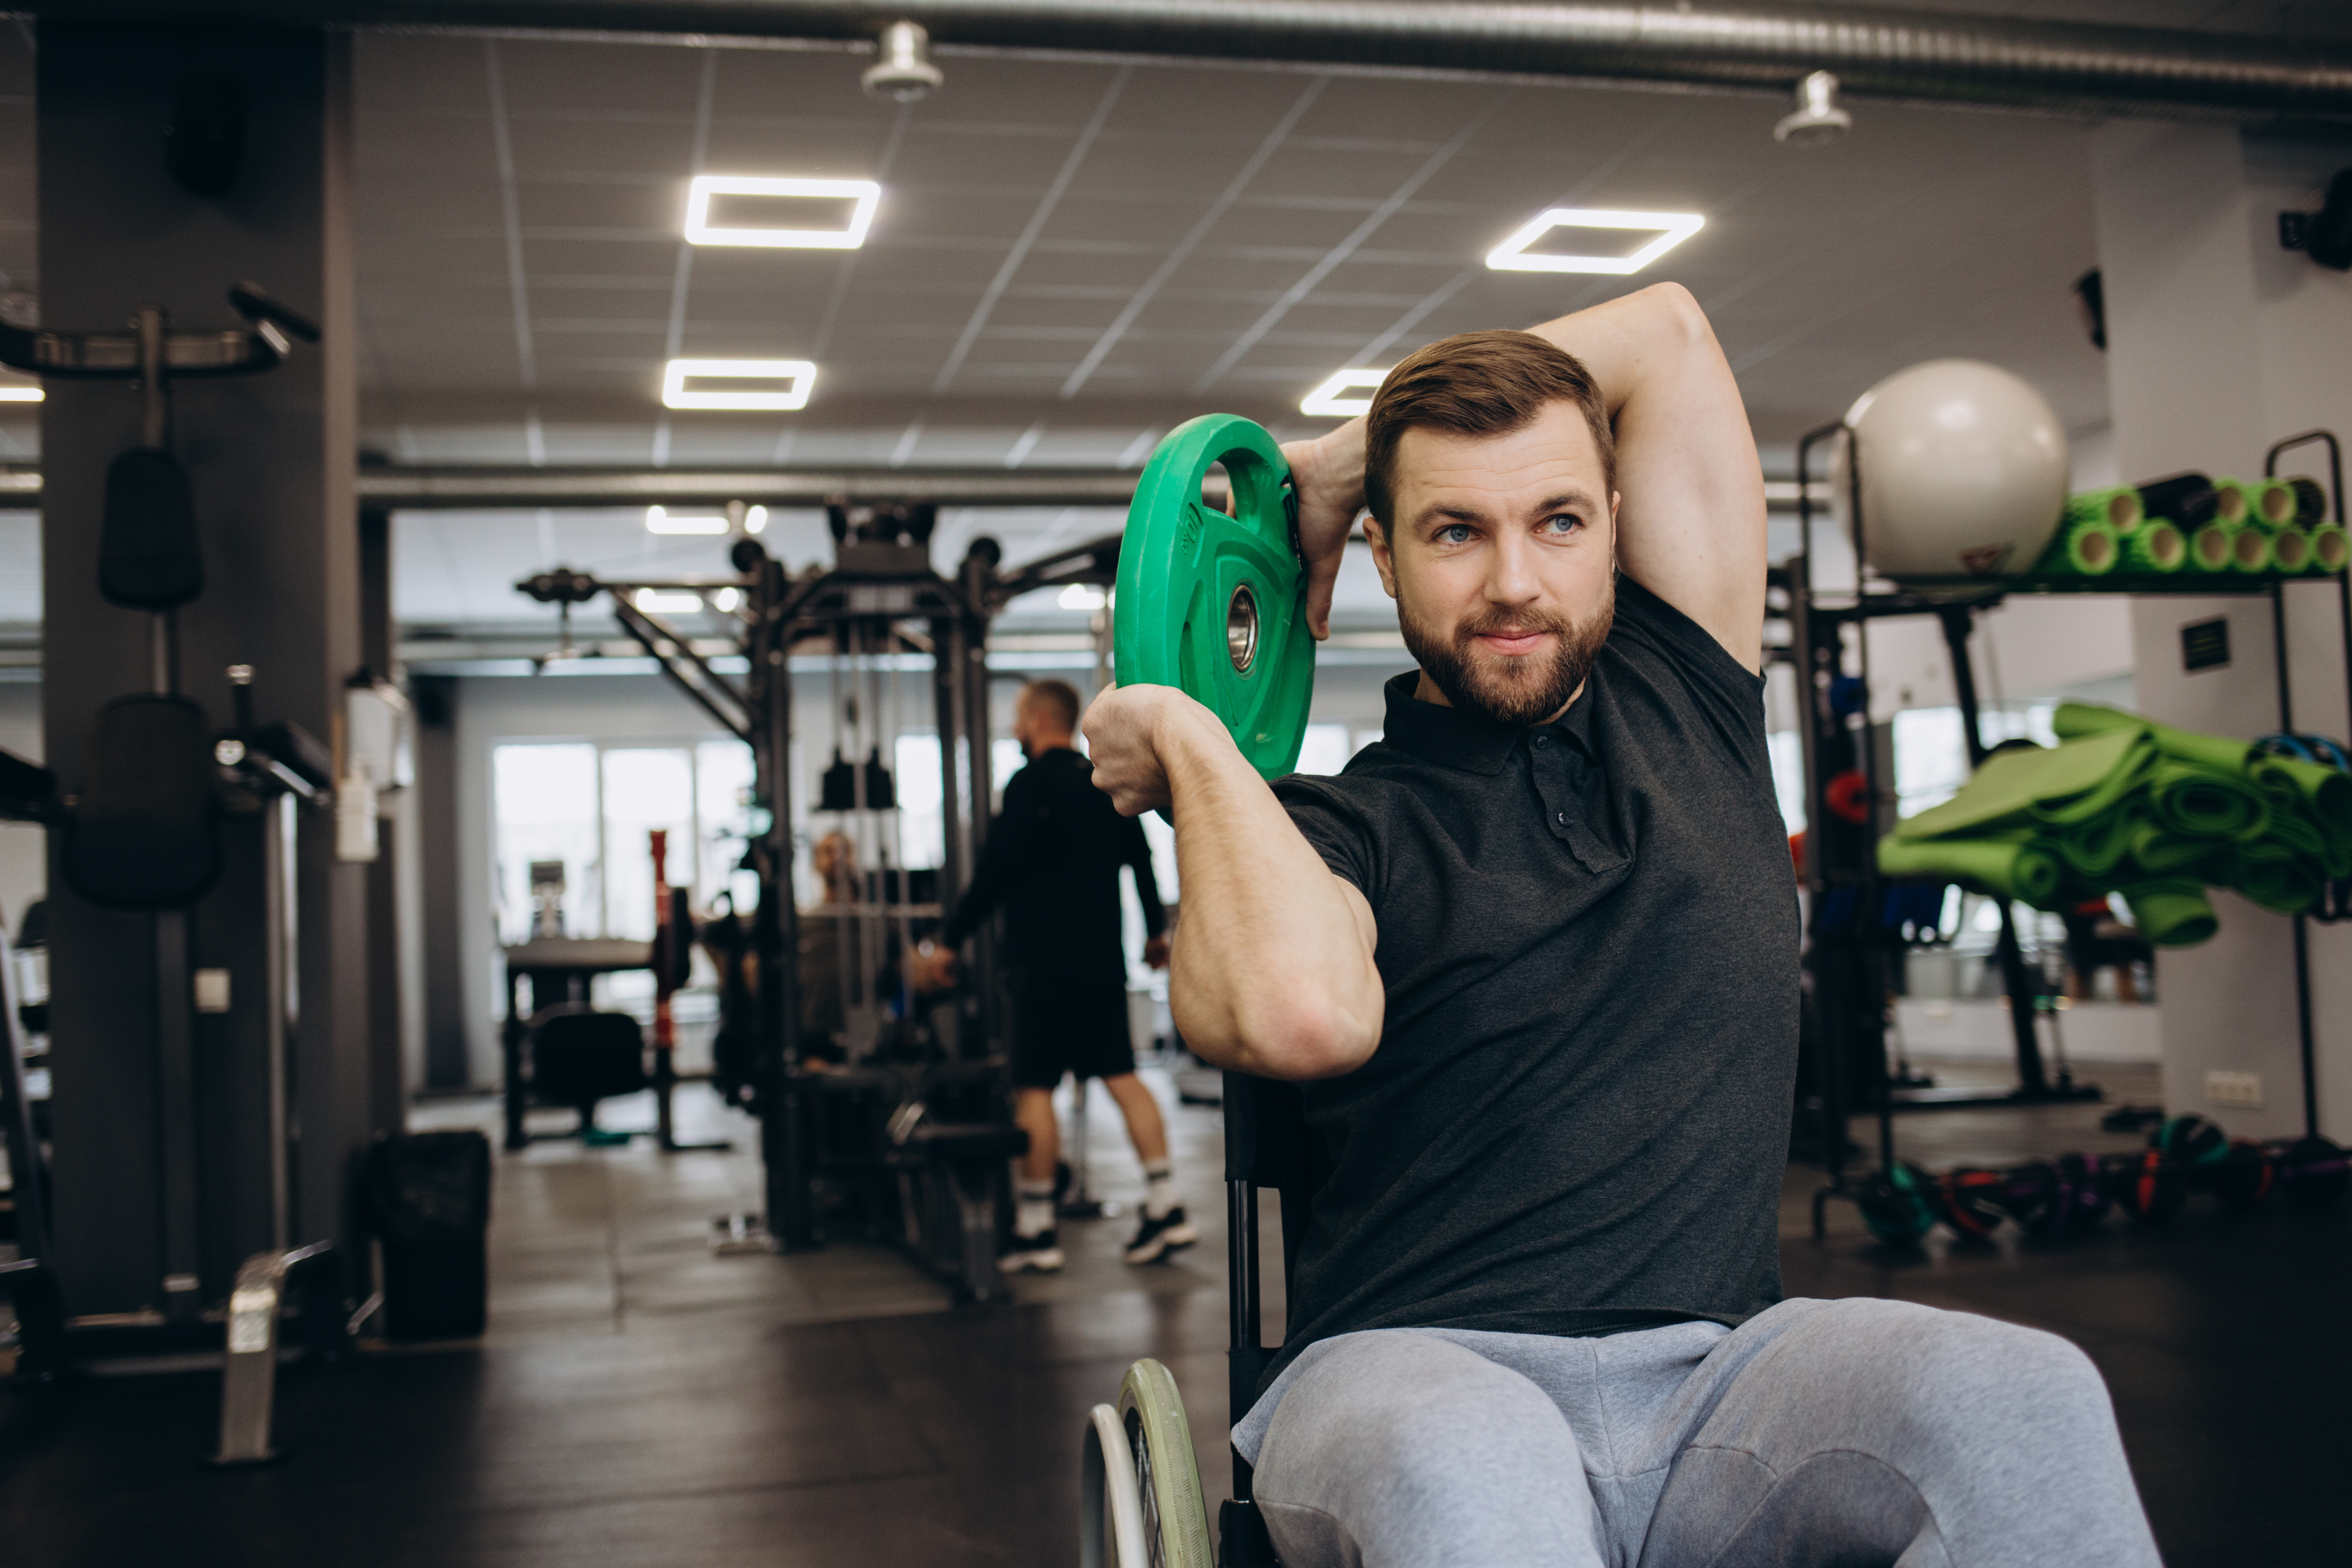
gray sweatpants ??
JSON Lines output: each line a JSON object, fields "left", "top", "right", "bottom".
{"left": 1232, "top": 1297, "right": 2159, "bottom": 1568}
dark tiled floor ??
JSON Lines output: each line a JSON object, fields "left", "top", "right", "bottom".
{"left": 5, "top": 1059, "right": 2348, "bottom": 1566}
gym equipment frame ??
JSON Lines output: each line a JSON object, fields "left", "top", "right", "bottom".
{"left": 517, "top": 516, "right": 1126, "bottom": 1303}
{"left": 1792, "top": 423, "right": 2352, "bottom": 1237}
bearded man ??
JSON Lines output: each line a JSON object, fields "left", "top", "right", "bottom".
{"left": 1083, "top": 284, "right": 2158, "bottom": 1567}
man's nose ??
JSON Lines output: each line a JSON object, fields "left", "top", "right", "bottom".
{"left": 1484, "top": 531, "right": 1540, "bottom": 606}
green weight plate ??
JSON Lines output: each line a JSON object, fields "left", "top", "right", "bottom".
{"left": 1114, "top": 414, "right": 1314, "bottom": 779}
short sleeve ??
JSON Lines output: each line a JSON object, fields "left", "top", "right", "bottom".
{"left": 1607, "top": 577, "right": 1769, "bottom": 767}
{"left": 1270, "top": 774, "right": 1382, "bottom": 899}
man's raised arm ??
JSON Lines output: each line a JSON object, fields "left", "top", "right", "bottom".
{"left": 1287, "top": 281, "right": 1768, "bottom": 671}
{"left": 1082, "top": 685, "right": 1382, "bottom": 1081}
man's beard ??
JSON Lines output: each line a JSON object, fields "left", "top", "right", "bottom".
{"left": 1400, "top": 577, "right": 1615, "bottom": 726}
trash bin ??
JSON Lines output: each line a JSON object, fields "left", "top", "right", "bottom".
{"left": 367, "top": 1130, "right": 491, "bottom": 1340}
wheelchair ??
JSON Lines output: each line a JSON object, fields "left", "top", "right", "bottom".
{"left": 1082, "top": 1071, "right": 1331, "bottom": 1568}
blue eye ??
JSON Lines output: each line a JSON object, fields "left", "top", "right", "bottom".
{"left": 1541, "top": 514, "right": 1582, "bottom": 536}
{"left": 1437, "top": 524, "right": 1476, "bottom": 544}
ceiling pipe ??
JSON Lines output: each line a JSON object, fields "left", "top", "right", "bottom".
{"left": 21, "top": 1, "right": 2352, "bottom": 122}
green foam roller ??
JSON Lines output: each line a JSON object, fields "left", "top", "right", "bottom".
{"left": 2210, "top": 479, "right": 2255, "bottom": 526}
{"left": 1876, "top": 834, "right": 2062, "bottom": 906}
{"left": 2121, "top": 881, "right": 2219, "bottom": 947}
{"left": 2250, "top": 478, "right": 2301, "bottom": 529}
{"left": 2269, "top": 527, "right": 2313, "bottom": 574}
{"left": 2187, "top": 520, "right": 2236, "bottom": 572}
{"left": 2122, "top": 520, "right": 2186, "bottom": 574}
{"left": 2229, "top": 526, "right": 2273, "bottom": 573}
{"left": 2312, "top": 524, "right": 2349, "bottom": 574}
{"left": 1114, "top": 413, "right": 1314, "bottom": 780}
{"left": 2066, "top": 487, "right": 2144, "bottom": 534}
{"left": 2044, "top": 516, "right": 2119, "bottom": 575}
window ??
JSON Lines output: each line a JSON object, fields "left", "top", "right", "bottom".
{"left": 492, "top": 738, "right": 757, "bottom": 943}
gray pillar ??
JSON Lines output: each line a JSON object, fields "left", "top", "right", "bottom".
{"left": 39, "top": 22, "right": 363, "bottom": 1316}
{"left": 412, "top": 673, "right": 470, "bottom": 1090}
{"left": 2093, "top": 120, "right": 2352, "bottom": 1139}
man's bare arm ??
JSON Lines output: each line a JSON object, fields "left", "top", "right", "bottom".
{"left": 1285, "top": 282, "right": 1767, "bottom": 671}
{"left": 1084, "top": 684, "right": 1382, "bottom": 1080}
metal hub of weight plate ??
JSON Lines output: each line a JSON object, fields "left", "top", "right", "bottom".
{"left": 1114, "top": 414, "right": 1314, "bottom": 779}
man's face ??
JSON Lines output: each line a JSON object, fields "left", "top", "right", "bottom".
{"left": 1367, "top": 401, "right": 1620, "bottom": 726}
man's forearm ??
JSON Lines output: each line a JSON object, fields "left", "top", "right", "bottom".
{"left": 1157, "top": 706, "right": 1382, "bottom": 1080}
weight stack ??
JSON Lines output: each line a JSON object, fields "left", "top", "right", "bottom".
{"left": 367, "top": 1129, "right": 492, "bottom": 1340}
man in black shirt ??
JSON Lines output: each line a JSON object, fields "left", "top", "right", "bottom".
{"left": 925, "top": 679, "right": 1192, "bottom": 1273}
{"left": 1084, "top": 290, "right": 2157, "bottom": 1565}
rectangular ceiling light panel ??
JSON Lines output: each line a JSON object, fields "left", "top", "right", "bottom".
{"left": 662, "top": 358, "right": 817, "bottom": 411}
{"left": 1486, "top": 208, "right": 1705, "bottom": 275}
{"left": 645, "top": 506, "right": 730, "bottom": 535}
{"left": 0, "top": 385, "right": 42, "bottom": 401}
{"left": 685, "top": 175, "right": 880, "bottom": 249}
{"left": 1301, "top": 368, "right": 1388, "bottom": 417}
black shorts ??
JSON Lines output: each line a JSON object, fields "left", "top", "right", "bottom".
{"left": 1006, "top": 970, "right": 1134, "bottom": 1089}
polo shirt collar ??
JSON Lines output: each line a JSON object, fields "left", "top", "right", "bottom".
{"left": 1380, "top": 670, "right": 1597, "bottom": 776}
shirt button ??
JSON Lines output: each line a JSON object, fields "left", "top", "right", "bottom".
{"left": 1555, "top": 811, "right": 1567, "bottom": 826}
{"left": 1533, "top": 733, "right": 1550, "bottom": 748}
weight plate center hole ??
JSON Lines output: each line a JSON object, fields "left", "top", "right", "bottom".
{"left": 1226, "top": 583, "right": 1258, "bottom": 673}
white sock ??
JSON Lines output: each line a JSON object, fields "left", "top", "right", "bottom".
{"left": 1143, "top": 1162, "right": 1177, "bottom": 1220}
{"left": 1016, "top": 1178, "right": 1055, "bottom": 1239}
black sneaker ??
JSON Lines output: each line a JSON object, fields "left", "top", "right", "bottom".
{"left": 1002, "top": 1230, "right": 1064, "bottom": 1273}
{"left": 1123, "top": 1207, "right": 1198, "bottom": 1265}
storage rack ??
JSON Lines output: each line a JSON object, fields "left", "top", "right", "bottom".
{"left": 1792, "top": 425, "right": 2348, "bottom": 1236}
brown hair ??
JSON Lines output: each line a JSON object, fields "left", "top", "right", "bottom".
{"left": 1019, "top": 678, "right": 1081, "bottom": 733}
{"left": 1363, "top": 329, "right": 1616, "bottom": 525}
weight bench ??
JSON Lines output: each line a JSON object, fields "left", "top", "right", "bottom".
{"left": 1082, "top": 1069, "right": 1331, "bottom": 1568}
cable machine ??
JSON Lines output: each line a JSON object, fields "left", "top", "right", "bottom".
{"left": 520, "top": 509, "right": 1122, "bottom": 1301}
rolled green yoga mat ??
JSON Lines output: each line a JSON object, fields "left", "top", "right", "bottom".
{"left": 2122, "top": 520, "right": 2186, "bottom": 574}
{"left": 2065, "top": 487, "right": 2144, "bottom": 534}
{"left": 2042, "top": 516, "right": 2120, "bottom": 575}
{"left": 2269, "top": 527, "right": 2313, "bottom": 574}
{"left": 2313, "top": 524, "right": 2349, "bottom": 574}
{"left": 2055, "top": 808, "right": 2137, "bottom": 877}
{"left": 2122, "top": 882, "right": 2219, "bottom": 947}
{"left": 2127, "top": 816, "right": 2215, "bottom": 876}
{"left": 2226, "top": 842, "right": 2322, "bottom": 914}
{"left": 2055, "top": 701, "right": 2255, "bottom": 774}
{"left": 2249, "top": 752, "right": 2352, "bottom": 847}
{"left": 2230, "top": 527, "right": 2274, "bottom": 574}
{"left": 2187, "top": 520, "right": 2237, "bottom": 572}
{"left": 1894, "top": 726, "right": 2151, "bottom": 839}
{"left": 1877, "top": 834, "right": 2062, "bottom": 906}
{"left": 2148, "top": 759, "right": 2269, "bottom": 839}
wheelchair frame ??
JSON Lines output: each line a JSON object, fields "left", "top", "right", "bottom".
{"left": 1082, "top": 1071, "right": 1330, "bottom": 1568}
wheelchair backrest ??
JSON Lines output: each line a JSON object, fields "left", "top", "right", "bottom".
{"left": 1222, "top": 1070, "right": 1334, "bottom": 1298}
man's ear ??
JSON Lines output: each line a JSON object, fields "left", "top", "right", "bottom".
{"left": 1363, "top": 515, "right": 1400, "bottom": 601}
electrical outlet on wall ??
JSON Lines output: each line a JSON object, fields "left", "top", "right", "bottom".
{"left": 2206, "top": 1070, "right": 2263, "bottom": 1109}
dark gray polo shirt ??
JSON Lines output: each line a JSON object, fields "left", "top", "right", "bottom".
{"left": 1263, "top": 575, "right": 1799, "bottom": 1387}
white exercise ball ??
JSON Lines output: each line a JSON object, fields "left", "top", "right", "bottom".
{"left": 1842, "top": 359, "right": 2069, "bottom": 582}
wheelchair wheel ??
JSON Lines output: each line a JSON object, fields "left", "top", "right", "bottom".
{"left": 1080, "top": 1402, "right": 1148, "bottom": 1568}
{"left": 1119, "top": 1358, "right": 1214, "bottom": 1568}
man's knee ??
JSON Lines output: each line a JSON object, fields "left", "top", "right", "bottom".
{"left": 1778, "top": 1299, "right": 2118, "bottom": 1455}
{"left": 1255, "top": 1334, "right": 1598, "bottom": 1568}
{"left": 1260, "top": 1335, "right": 1577, "bottom": 1507}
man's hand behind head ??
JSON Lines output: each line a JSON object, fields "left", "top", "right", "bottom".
{"left": 1283, "top": 421, "right": 1367, "bottom": 642}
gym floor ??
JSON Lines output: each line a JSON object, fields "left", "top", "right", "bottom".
{"left": 3, "top": 1060, "right": 2347, "bottom": 1568}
